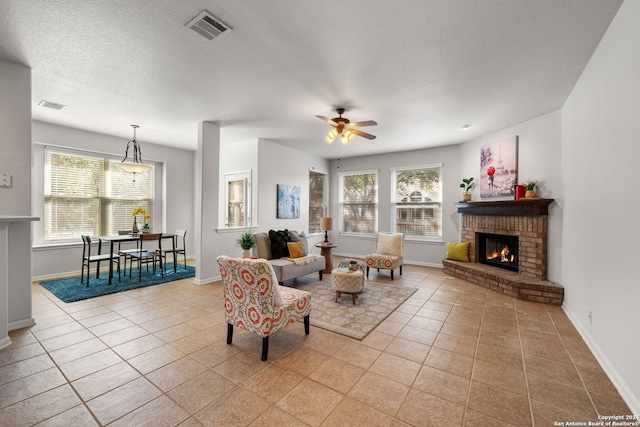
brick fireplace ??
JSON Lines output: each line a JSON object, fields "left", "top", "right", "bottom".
{"left": 442, "top": 199, "right": 564, "bottom": 305}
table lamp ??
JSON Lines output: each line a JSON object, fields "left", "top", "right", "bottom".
{"left": 320, "top": 217, "right": 332, "bottom": 243}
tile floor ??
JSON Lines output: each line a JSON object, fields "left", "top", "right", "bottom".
{"left": 0, "top": 261, "right": 632, "bottom": 426}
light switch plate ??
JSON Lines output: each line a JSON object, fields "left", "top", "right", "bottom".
{"left": 1, "top": 172, "right": 12, "bottom": 188}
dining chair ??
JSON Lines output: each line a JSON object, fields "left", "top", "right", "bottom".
{"left": 128, "top": 233, "right": 164, "bottom": 281}
{"left": 160, "top": 229, "right": 187, "bottom": 272}
{"left": 81, "top": 235, "right": 120, "bottom": 286}
{"left": 117, "top": 229, "right": 139, "bottom": 260}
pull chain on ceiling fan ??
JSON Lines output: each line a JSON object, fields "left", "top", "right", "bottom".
{"left": 316, "top": 108, "right": 377, "bottom": 145}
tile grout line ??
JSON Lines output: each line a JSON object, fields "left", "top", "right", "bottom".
{"left": 544, "top": 304, "right": 601, "bottom": 417}
{"left": 514, "top": 301, "right": 536, "bottom": 427}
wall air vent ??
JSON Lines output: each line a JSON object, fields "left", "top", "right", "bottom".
{"left": 185, "top": 11, "right": 231, "bottom": 41}
{"left": 38, "top": 100, "right": 66, "bottom": 110}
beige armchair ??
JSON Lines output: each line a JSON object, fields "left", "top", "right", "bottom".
{"left": 365, "top": 233, "right": 404, "bottom": 280}
{"left": 217, "top": 256, "right": 311, "bottom": 361}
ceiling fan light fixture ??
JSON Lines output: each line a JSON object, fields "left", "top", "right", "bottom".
{"left": 341, "top": 130, "right": 355, "bottom": 145}
{"left": 325, "top": 129, "right": 337, "bottom": 144}
{"left": 317, "top": 108, "right": 377, "bottom": 145}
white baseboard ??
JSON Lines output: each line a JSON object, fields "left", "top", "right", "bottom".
{"left": 9, "top": 317, "right": 36, "bottom": 332}
{"left": 193, "top": 275, "right": 220, "bottom": 285}
{"left": 0, "top": 337, "right": 12, "bottom": 351}
{"left": 563, "top": 305, "right": 640, "bottom": 415}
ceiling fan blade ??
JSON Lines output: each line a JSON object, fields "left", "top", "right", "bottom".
{"left": 349, "top": 120, "right": 378, "bottom": 128}
{"left": 316, "top": 115, "right": 338, "bottom": 127}
{"left": 351, "top": 129, "right": 377, "bottom": 140}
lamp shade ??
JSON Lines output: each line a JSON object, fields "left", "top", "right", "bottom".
{"left": 120, "top": 162, "right": 152, "bottom": 173}
{"left": 320, "top": 217, "right": 332, "bottom": 231}
{"left": 121, "top": 124, "right": 152, "bottom": 173}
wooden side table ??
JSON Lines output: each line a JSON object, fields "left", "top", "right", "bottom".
{"left": 315, "top": 243, "right": 337, "bottom": 274}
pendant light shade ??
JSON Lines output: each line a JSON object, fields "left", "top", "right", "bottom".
{"left": 121, "top": 125, "right": 152, "bottom": 173}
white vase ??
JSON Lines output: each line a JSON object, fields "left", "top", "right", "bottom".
{"left": 242, "top": 249, "right": 252, "bottom": 258}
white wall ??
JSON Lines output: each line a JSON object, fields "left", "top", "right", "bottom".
{"left": 31, "top": 121, "right": 196, "bottom": 278}
{"left": 194, "top": 122, "right": 223, "bottom": 284}
{"left": 561, "top": 0, "right": 640, "bottom": 412}
{"left": 459, "top": 111, "right": 564, "bottom": 282}
{"left": 219, "top": 139, "right": 259, "bottom": 231}
{"left": 197, "top": 138, "right": 330, "bottom": 282}
{"left": 327, "top": 144, "right": 462, "bottom": 265}
{"left": 0, "top": 59, "right": 31, "bottom": 215}
{"left": 255, "top": 140, "right": 330, "bottom": 248}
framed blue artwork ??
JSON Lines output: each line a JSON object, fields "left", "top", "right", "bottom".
{"left": 277, "top": 184, "right": 300, "bottom": 219}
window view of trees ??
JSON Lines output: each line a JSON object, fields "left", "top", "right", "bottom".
{"left": 340, "top": 171, "right": 377, "bottom": 233}
{"left": 45, "top": 149, "right": 153, "bottom": 241}
{"left": 393, "top": 166, "right": 441, "bottom": 238}
{"left": 308, "top": 171, "right": 326, "bottom": 234}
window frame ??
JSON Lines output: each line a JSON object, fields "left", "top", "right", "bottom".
{"left": 390, "top": 163, "right": 443, "bottom": 242}
{"left": 43, "top": 146, "right": 155, "bottom": 243}
{"left": 308, "top": 170, "right": 328, "bottom": 235}
{"left": 224, "top": 170, "right": 252, "bottom": 229}
{"left": 338, "top": 169, "right": 378, "bottom": 236}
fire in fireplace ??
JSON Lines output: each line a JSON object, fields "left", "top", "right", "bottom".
{"left": 478, "top": 233, "right": 518, "bottom": 272}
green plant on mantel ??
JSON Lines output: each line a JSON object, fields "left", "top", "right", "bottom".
{"left": 460, "top": 177, "right": 474, "bottom": 193}
{"left": 521, "top": 180, "right": 539, "bottom": 190}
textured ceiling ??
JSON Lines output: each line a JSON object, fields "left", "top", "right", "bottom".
{"left": 0, "top": 0, "right": 623, "bottom": 158}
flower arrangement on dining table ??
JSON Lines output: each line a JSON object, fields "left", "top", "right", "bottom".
{"left": 131, "top": 206, "right": 151, "bottom": 232}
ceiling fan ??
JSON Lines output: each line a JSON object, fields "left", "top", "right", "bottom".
{"left": 316, "top": 108, "right": 377, "bottom": 144}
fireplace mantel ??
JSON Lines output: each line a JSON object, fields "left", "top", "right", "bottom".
{"left": 457, "top": 198, "right": 554, "bottom": 216}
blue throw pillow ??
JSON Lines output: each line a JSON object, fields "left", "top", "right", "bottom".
{"left": 288, "top": 230, "right": 309, "bottom": 255}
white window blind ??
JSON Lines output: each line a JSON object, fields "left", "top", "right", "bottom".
{"left": 44, "top": 148, "right": 153, "bottom": 242}
{"left": 308, "top": 171, "right": 327, "bottom": 234}
{"left": 391, "top": 164, "right": 442, "bottom": 239}
{"left": 339, "top": 170, "right": 377, "bottom": 234}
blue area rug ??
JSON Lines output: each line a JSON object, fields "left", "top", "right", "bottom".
{"left": 40, "top": 265, "right": 196, "bottom": 303}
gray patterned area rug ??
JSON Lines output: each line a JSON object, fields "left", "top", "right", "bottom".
{"left": 295, "top": 278, "right": 417, "bottom": 340}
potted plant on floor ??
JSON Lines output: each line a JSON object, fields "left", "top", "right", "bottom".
{"left": 236, "top": 231, "right": 256, "bottom": 258}
{"left": 460, "top": 177, "right": 474, "bottom": 201}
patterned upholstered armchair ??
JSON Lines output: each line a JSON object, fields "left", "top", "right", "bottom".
{"left": 365, "top": 233, "right": 404, "bottom": 280}
{"left": 217, "top": 256, "right": 311, "bottom": 361}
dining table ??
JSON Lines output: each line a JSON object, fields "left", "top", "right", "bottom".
{"left": 96, "top": 233, "right": 177, "bottom": 285}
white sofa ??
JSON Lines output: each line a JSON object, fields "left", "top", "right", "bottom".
{"left": 253, "top": 231, "right": 325, "bottom": 285}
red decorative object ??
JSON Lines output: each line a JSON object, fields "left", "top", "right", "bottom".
{"left": 515, "top": 185, "right": 526, "bottom": 200}
{"left": 487, "top": 166, "right": 496, "bottom": 176}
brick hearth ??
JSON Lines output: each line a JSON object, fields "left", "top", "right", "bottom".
{"left": 443, "top": 199, "right": 564, "bottom": 305}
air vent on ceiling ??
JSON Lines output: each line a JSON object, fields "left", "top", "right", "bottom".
{"left": 38, "top": 100, "right": 66, "bottom": 110}
{"left": 185, "top": 11, "right": 231, "bottom": 41}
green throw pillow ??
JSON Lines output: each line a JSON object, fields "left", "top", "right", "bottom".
{"left": 446, "top": 242, "right": 470, "bottom": 262}
{"left": 288, "top": 230, "right": 309, "bottom": 255}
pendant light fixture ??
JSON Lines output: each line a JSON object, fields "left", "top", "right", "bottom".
{"left": 120, "top": 124, "right": 152, "bottom": 173}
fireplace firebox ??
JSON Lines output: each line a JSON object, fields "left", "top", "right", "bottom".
{"left": 478, "top": 233, "right": 518, "bottom": 272}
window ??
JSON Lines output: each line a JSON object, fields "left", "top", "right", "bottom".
{"left": 339, "top": 170, "right": 377, "bottom": 234}
{"left": 44, "top": 148, "right": 153, "bottom": 242}
{"left": 308, "top": 170, "right": 327, "bottom": 234}
{"left": 225, "top": 171, "right": 251, "bottom": 228}
{"left": 391, "top": 164, "right": 442, "bottom": 239}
